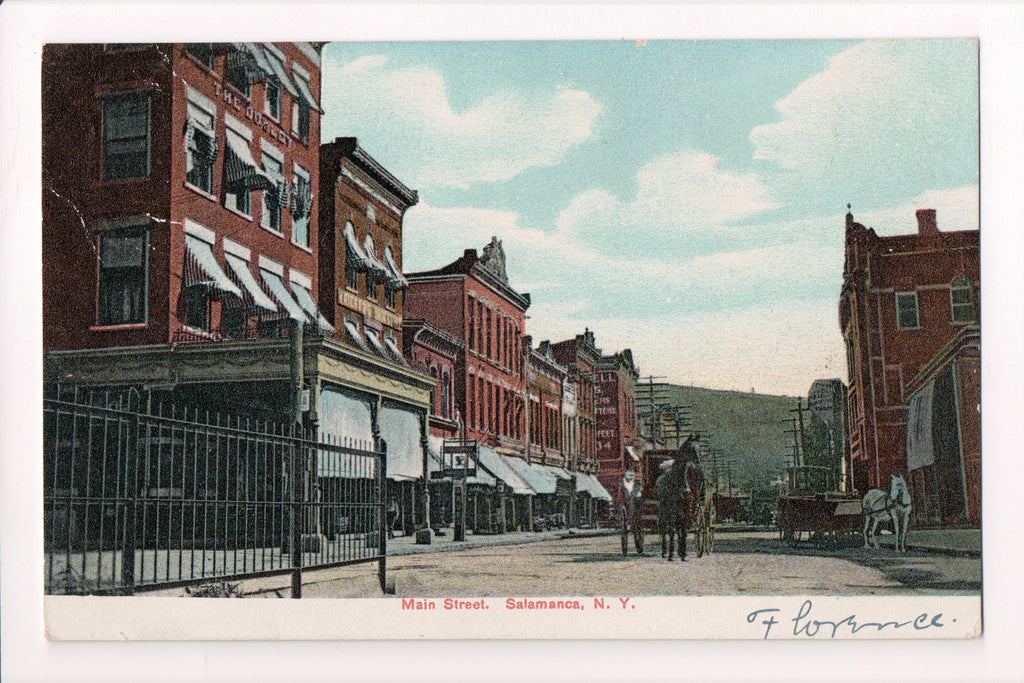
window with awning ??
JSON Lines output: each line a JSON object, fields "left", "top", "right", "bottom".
{"left": 363, "top": 327, "right": 390, "bottom": 360}
{"left": 344, "top": 222, "right": 371, "bottom": 271}
{"left": 383, "top": 245, "right": 409, "bottom": 290}
{"left": 185, "top": 99, "right": 217, "bottom": 192}
{"left": 259, "top": 267, "right": 305, "bottom": 321}
{"left": 344, "top": 320, "right": 371, "bottom": 352}
{"left": 362, "top": 234, "right": 390, "bottom": 283}
{"left": 223, "top": 128, "right": 275, "bottom": 195}
{"left": 183, "top": 234, "right": 242, "bottom": 300}
{"left": 224, "top": 253, "right": 278, "bottom": 313}
{"left": 290, "top": 281, "right": 334, "bottom": 333}
{"left": 383, "top": 336, "right": 409, "bottom": 367}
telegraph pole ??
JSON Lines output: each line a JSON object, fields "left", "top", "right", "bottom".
{"left": 783, "top": 417, "right": 801, "bottom": 469}
{"left": 790, "top": 398, "right": 807, "bottom": 468}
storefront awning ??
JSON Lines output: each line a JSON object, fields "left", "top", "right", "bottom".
{"left": 380, "top": 405, "right": 424, "bottom": 481}
{"left": 224, "top": 253, "right": 278, "bottom": 312}
{"left": 477, "top": 446, "right": 533, "bottom": 495}
{"left": 259, "top": 269, "right": 305, "bottom": 321}
{"left": 575, "top": 473, "right": 613, "bottom": 502}
{"left": 183, "top": 234, "right": 243, "bottom": 299}
{"left": 427, "top": 436, "right": 495, "bottom": 487}
{"left": 504, "top": 457, "right": 557, "bottom": 495}
{"left": 291, "top": 282, "right": 334, "bottom": 333}
{"left": 318, "top": 388, "right": 376, "bottom": 478}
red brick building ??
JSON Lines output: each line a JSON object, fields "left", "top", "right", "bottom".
{"left": 595, "top": 349, "right": 640, "bottom": 508}
{"left": 526, "top": 340, "right": 567, "bottom": 467}
{"left": 43, "top": 43, "right": 325, "bottom": 352}
{"left": 551, "top": 329, "right": 600, "bottom": 476}
{"left": 41, "top": 44, "right": 436, "bottom": 530}
{"left": 404, "top": 237, "right": 530, "bottom": 451}
{"left": 840, "top": 207, "right": 980, "bottom": 526}
{"left": 403, "top": 319, "right": 463, "bottom": 438}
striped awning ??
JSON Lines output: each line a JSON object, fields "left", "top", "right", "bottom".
{"left": 224, "top": 253, "right": 278, "bottom": 312}
{"left": 344, "top": 223, "right": 372, "bottom": 272}
{"left": 259, "top": 268, "right": 305, "bottom": 321}
{"left": 291, "top": 282, "right": 334, "bottom": 332}
{"left": 228, "top": 43, "right": 275, "bottom": 85}
{"left": 383, "top": 245, "right": 409, "bottom": 290}
{"left": 224, "top": 129, "right": 276, "bottom": 194}
{"left": 183, "top": 235, "right": 242, "bottom": 299}
{"left": 291, "top": 70, "right": 323, "bottom": 113}
{"left": 362, "top": 234, "right": 390, "bottom": 280}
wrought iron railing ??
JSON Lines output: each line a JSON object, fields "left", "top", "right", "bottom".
{"left": 44, "top": 388, "right": 386, "bottom": 596}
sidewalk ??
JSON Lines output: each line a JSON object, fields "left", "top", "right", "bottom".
{"left": 386, "top": 526, "right": 616, "bottom": 557}
{"left": 873, "top": 528, "right": 981, "bottom": 557}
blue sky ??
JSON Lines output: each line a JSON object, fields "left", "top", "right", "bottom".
{"left": 320, "top": 40, "right": 978, "bottom": 396}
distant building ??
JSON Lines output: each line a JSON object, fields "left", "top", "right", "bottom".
{"left": 595, "top": 349, "right": 640, "bottom": 510}
{"left": 840, "top": 207, "right": 980, "bottom": 526}
{"left": 403, "top": 318, "right": 463, "bottom": 438}
{"left": 806, "top": 378, "right": 849, "bottom": 489}
{"left": 551, "top": 329, "right": 600, "bottom": 475}
{"left": 526, "top": 340, "right": 567, "bottom": 467}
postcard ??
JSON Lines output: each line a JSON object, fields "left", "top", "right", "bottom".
{"left": 5, "top": 1, "right": 1024, "bottom": 682}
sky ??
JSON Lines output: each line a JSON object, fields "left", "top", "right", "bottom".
{"left": 320, "top": 40, "right": 979, "bottom": 397}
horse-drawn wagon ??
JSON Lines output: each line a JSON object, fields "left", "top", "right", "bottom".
{"left": 629, "top": 436, "right": 715, "bottom": 561}
{"left": 777, "top": 465, "right": 861, "bottom": 546}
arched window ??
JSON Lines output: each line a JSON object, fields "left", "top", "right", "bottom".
{"left": 950, "top": 276, "right": 976, "bottom": 323}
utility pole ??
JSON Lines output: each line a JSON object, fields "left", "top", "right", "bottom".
{"left": 790, "top": 398, "right": 807, "bottom": 468}
{"left": 783, "top": 417, "right": 801, "bottom": 470}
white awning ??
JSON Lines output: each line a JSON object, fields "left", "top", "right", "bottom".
{"left": 344, "top": 223, "right": 372, "bottom": 271}
{"left": 380, "top": 405, "right": 425, "bottom": 481}
{"left": 383, "top": 246, "right": 409, "bottom": 289}
{"left": 362, "top": 234, "right": 389, "bottom": 278}
{"left": 183, "top": 235, "right": 243, "bottom": 299}
{"left": 318, "top": 387, "right": 376, "bottom": 478}
{"left": 363, "top": 327, "right": 391, "bottom": 360}
{"left": 259, "top": 269, "right": 305, "bottom": 321}
{"left": 224, "top": 253, "right": 278, "bottom": 312}
{"left": 625, "top": 445, "right": 640, "bottom": 463}
{"left": 344, "top": 320, "right": 371, "bottom": 352}
{"left": 504, "top": 457, "right": 557, "bottom": 495}
{"left": 229, "top": 43, "right": 275, "bottom": 84}
{"left": 476, "top": 448, "right": 533, "bottom": 495}
{"left": 575, "top": 473, "right": 613, "bottom": 502}
{"left": 290, "top": 282, "right": 334, "bottom": 333}
{"left": 383, "top": 337, "right": 409, "bottom": 366}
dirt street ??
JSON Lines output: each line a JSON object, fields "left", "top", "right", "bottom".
{"left": 246, "top": 531, "right": 980, "bottom": 599}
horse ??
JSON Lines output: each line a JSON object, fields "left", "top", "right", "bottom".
{"left": 862, "top": 474, "right": 912, "bottom": 552}
{"left": 656, "top": 436, "right": 705, "bottom": 561}
{"left": 619, "top": 470, "right": 645, "bottom": 556}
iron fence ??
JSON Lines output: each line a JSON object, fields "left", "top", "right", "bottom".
{"left": 44, "top": 388, "right": 387, "bottom": 596}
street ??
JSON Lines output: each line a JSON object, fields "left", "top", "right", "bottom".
{"left": 241, "top": 530, "right": 980, "bottom": 599}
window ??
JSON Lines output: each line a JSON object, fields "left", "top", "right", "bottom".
{"left": 291, "top": 100, "right": 310, "bottom": 142}
{"left": 185, "top": 98, "right": 217, "bottom": 194}
{"left": 185, "top": 43, "right": 217, "bottom": 70}
{"left": 385, "top": 286, "right": 396, "bottom": 309}
{"left": 895, "top": 291, "right": 920, "bottom": 329}
{"left": 98, "top": 229, "right": 148, "bottom": 325}
{"left": 950, "top": 277, "right": 976, "bottom": 323}
{"left": 346, "top": 261, "right": 359, "bottom": 290}
{"left": 264, "top": 80, "right": 281, "bottom": 120}
{"left": 184, "top": 284, "right": 211, "bottom": 330}
{"left": 224, "top": 129, "right": 252, "bottom": 216}
{"left": 261, "top": 152, "right": 284, "bottom": 233}
{"left": 225, "top": 53, "right": 253, "bottom": 99}
{"left": 291, "top": 166, "right": 312, "bottom": 248}
{"left": 103, "top": 92, "right": 150, "bottom": 180}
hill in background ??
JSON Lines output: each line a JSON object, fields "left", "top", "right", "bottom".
{"left": 639, "top": 383, "right": 802, "bottom": 491}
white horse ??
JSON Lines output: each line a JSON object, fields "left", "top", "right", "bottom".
{"left": 862, "top": 474, "right": 912, "bottom": 552}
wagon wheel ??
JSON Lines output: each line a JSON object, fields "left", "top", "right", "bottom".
{"left": 705, "top": 496, "right": 716, "bottom": 554}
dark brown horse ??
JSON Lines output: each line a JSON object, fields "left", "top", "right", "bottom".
{"left": 656, "top": 435, "right": 705, "bottom": 561}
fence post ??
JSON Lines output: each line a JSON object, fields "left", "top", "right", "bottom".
{"left": 120, "top": 411, "right": 138, "bottom": 594}
{"left": 290, "top": 431, "right": 303, "bottom": 599}
{"left": 378, "top": 443, "right": 388, "bottom": 594}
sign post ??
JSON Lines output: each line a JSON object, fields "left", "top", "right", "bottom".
{"left": 437, "top": 441, "right": 477, "bottom": 542}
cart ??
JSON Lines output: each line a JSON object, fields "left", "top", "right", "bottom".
{"left": 777, "top": 466, "right": 861, "bottom": 547}
{"left": 640, "top": 448, "right": 716, "bottom": 557}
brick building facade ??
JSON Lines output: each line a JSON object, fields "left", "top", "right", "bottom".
{"left": 595, "top": 349, "right": 640, "bottom": 508}
{"left": 840, "top": 207, "right": 980, "bottom": 526}
{"left": 403, "top": 319, "right": 463, "bottom": 438}
{"left": 526, "top": 340, "right": 567, "bottom": 467}
{"left": 551, "top": 329, "right": 600, "bottom": 476}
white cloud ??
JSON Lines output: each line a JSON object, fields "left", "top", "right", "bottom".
{"left": 749, "top": 40, "right": 978, "bottom": 178}
{"left": 322, "top": 55, "right": 601, "bottom": 189}
{"left": 556, "top": 150, "right": 779, "bottom": 259}
{"left": 852, "top": 185, "right": 979, "bottom": 235}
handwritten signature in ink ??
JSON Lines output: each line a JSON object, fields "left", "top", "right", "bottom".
{"left": 747, "top": 600, "right": 949, "bottom": 639}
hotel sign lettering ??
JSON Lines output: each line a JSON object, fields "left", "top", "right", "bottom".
{"left": 214, "top": 83, "right": 293, "bottom": 148}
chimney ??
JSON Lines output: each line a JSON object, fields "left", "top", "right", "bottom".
{"left": 916, "top": 209, "right": 938, "bottom": 235}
